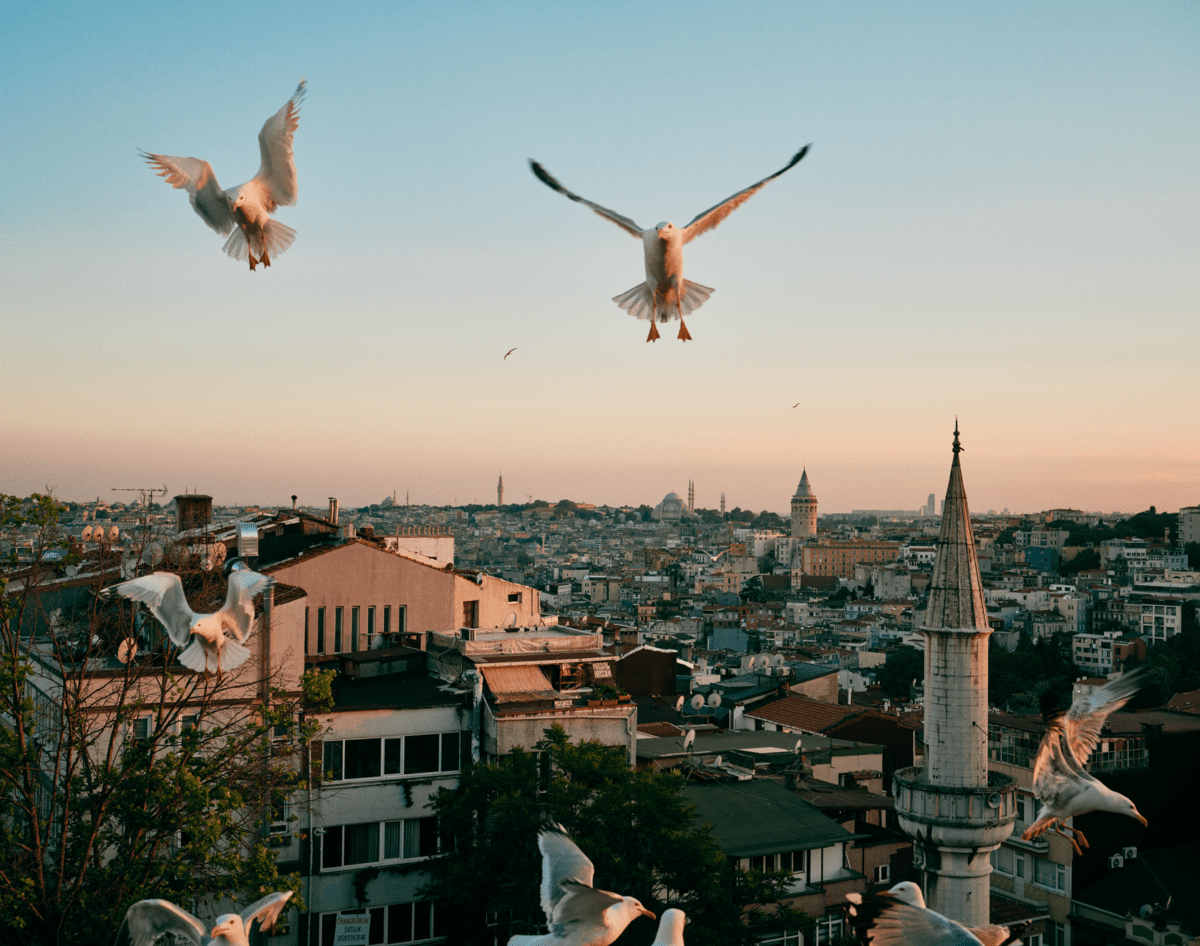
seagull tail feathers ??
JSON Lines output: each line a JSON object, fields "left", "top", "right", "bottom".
{"left": 221, "top": 222, "right": 296, "bottom": 262}
{"left": 221, "top": 637, "right": 252, "bottom": 673}
{"left": 613, "top": 280, "right": 714, "bottom": 322}
{"left": 177, "top": 640, "right": 208, "bottom": 674}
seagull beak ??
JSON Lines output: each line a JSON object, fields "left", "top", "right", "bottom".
{"left": 640, "top": 907, "right": 656, "bottom": 919}
{"left": 1137, "top": 814, "right": 1149, "bottom": 826}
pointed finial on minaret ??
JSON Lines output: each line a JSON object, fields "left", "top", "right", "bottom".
{"left": 952, "top": 417, "right": 963, "bottom": 455}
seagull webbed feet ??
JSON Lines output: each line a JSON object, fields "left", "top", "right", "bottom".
{"left": 646, "top": 322, "right": 660, "bottom": 342}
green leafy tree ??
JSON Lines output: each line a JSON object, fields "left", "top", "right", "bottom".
{"left": 0, "top": 494, "right": 324, "bottom": 945}
{"left": 877, "top": 645, "right": 924, "bottom": 699}
{"left": 422, "top": 726, "right": 810, "bottom": 946}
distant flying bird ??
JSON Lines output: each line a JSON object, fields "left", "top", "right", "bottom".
{"left": 101, "top": 569, "right": 273, "bottom": 679}
{"left": 507, "top": 824, "right": 655, "bottom": 946}
{"left": 1023, "top": 669, "right": 1148, "bottom": 854}
{"left": 142, "top": 79, "right": 306, "bottom": 271}
{"left": 530, "top": 146, "right": 809, "bottom": 343}
{"left": 505, "top": 348, "right": 518, "bottom": 360}
{"left": 792, "top": 402, "right": 800, "bottom": 408}
{"left": 115, "top": 892, "right": 292, "bottom": 946}
{"left": 848, "top": 883, "right": 1027, "bottom": 946}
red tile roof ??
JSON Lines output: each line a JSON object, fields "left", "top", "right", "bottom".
{"left": 745, "top": 694, "right": 856, "bottom": 732}
{"left": 637, "top": 722, "right": 684, "bottom": 737}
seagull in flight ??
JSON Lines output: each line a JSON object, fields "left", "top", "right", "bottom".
{"left": 115, "top": 891, "right": 292, "bottom": 946}
{"left": 507, "top": 823, "right": 655, "bottom": 946}
{"left": 505, "top": 348, "right": 518, "bottom": 360}
{"left": 848, "top": 883, "right": 1027, "bottom": 946}
{"left": 530, "top": 146, "right": 809, "bottom": 343}
{"left": 142, "top": 79, "right": 306, "bottom": 271}
{"left": 101, "top": 569, "right": 273, "bottom": 680}
{"left": 1023, "top": 669, "right": 1148, "bottom": 854}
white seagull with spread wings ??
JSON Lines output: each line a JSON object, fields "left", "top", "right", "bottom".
{"left": 848, "top": 882, "right": 1027, "bottom": 946}
{"left": 530, "top": 146, "right": 809, "bottom": 342}
{"left": 507, "top": 824, "right": 655, "bottom": 946}
{"left": 142, "top": 79, "right": 306, "bottom": 271}
{"left": 101, "top": 569, "right": 273, "bottom": 679}
{"left": 1023, "top": 669, "right": 1148, "bottom": 854}
{"left": 114, "top": 891, "right": 292, "bottom": 946}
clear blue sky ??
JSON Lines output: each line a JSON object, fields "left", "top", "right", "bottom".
{"left": 2, "top": 1, "right": 1196, "bottom": 514}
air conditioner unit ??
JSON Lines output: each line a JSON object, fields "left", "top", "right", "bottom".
{"left": 1122, "top": 846, "right": 1138, "bottom": 859}
{"left": 1108, "top": 854, "right": 1124, "bottom": 869}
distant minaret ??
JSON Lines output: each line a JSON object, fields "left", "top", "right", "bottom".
{"left": 928, "top": 491, "right": 937, "bottom": 517}
{"left": 720, "top": 492, "right": 726, "bottom": 516}
{"left": 790, "top": 469, "right": 817, "bottom": 537}
{"left": 688, "top": 480, "right": 695, "bottom": 513}
{"left": 497, "top": 474, "right": 504, "bottom": 507}
{"left": 893, "top": 424, "right": 1016, "bottom": 925}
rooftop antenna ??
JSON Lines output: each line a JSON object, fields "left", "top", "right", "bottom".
{"left": 111, "top": 484, "right": 168, "bottom": 508}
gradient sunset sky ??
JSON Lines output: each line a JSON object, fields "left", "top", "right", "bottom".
{"left": 3, "top": 2, "right": 1196, "bottom": 515}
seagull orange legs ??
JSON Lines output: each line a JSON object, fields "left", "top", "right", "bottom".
{"left": 646, "top": 321, "right": 660, "bottom": 342}
{"left": 1023, "top": 818, "right": 1089, "bottom": 856}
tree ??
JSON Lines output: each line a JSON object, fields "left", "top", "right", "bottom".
{"left": 422, "top": 727, "right": 810, "bottom": 946}
{"left": 0, "top": 494, "right": 325, "bottom": 945}
{"left": 877, "top": 645, "right": 923, "bottom": 699}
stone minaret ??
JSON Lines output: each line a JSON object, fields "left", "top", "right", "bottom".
{"left": 790, "top": 469, "right": 817, "bottom": 538}
{"left": 497, "top": 474, "right": 504, "bottom": 507}
{"left": 688, "top": 480, "right": 695, "bottom": 513}
{"left": 720, "top": 492, "right": 726, "bottom": 516}
{"left": 893, "top": 424, "right": 1016, "bottom": 925}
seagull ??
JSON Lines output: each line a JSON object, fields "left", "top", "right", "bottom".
{"left": 651, "top": 909, "right": 687, "bottom": 946}
{"left": 507, "top": 824, "right": 655, "bottom": 946}
{"left": 114, "top": 892, "right": 292, "bottom": 946}
{"left": 505, "top": 348, "right": 518, "bottom": 359}
{"left": 848, "top": 883, "right": 1027, "bottom": 946}
{"left": 792, "top": 403, "right": 800, "bottom": 408}
{"left": 850, "top": 894, "right": 1017, "bottom": 946}
{"left": 530, "top": 146, "right": 809, "bottom": 343}
{"left": 142, "top": 79, "right": 306, "bottom": 271}
{"left": 101, "top": 569, "right": 274, "bottom": 679}
{"left": 1022, "top": 669, "right": 1148, "bottom": 854}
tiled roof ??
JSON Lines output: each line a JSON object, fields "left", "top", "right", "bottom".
{"left": 637, "top": 721, "right": 684, "bottom": 737}
{"left": 745, "top": 694, "right": 856, "bottom": 731}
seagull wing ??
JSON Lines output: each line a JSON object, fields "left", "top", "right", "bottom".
{"left": 240, "top": 890, "right": 294, "bottom": 934}
{"left": 1030, "top": 712, "right": 1097, "bottom": 815}
{"left": 530, "top": 161, "right": 644, "bottom": 238}
{"left": 1062, "top": 668, "right": 1143, "bottom": 766}
{"left": 681, "top": 145, "right": 809, "bottom": 245}
{"left": 553, "top": 879, "right": 623, "bottom": 927}
{"left": 865, "top": 899, "right": 985, "bottom": 946}
{"left": 251, "top": 79, "right": 306, "bottom": 209}
{"left": 222, "top": 569, "right": 274, "bottom": 643}
{"left": 114, "top": 899, "right": 206, "bottom": 946}
{"left": 103, "top": 573, "right": 195, "bottom": 648}
{"left": 142, "top": 152, "right": 234, "bottom": 236}
{"left": 538, "top": 825, "right": 596, "bottom": 923}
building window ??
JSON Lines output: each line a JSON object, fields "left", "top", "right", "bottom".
{"left": 304, "top": 607, "right": 309, "bottom": 654}
{"left": 323, "top": 733, "right": 467, "bottom": 782}
{"left": 351, "top": 606, "right": 361, "bottom": 652}
{"left": 508, "top": 592, "right": 522, "bottom": 603}
{"left": 396, "top": 605, "right": 407, "bottom": 637}
{"left": 317, "top": 901, "right": 446, "bottom": 945}
{"left": 992, "top": 846, "right": 1015, "bottom": 875}
{"left": 758, "top": 933, "right": 803, "bottom": 946}
{"left": 873, "top": 864, "right": 891, "bottom": 884}
{"left": 383, "top": 605, "right": 391, "bottom": 638}
{"left": 316, "top": 607, "right": 326, "bottom": 654}
{"left": 334, "top": 607, "right": 344, "bottom": 653}
{"left": 1052, "top": 922, "right": 1066, "bottom": 946}
{"left": 367, "top": 606, "right": 376, "bottom": 649}
{"left": 815, "top": 914, "right": 844, "bottom": 945}
{"left": 1034, "top": 856, "right": 1066, "bottom": 891}
{"left": 462, "top": 600, "right": 479, "bottom": 628}
{"left": 132, "top": 716, "right": 152, "bottom": 740}
{"left": 320, "top": 818, "right": 438, "bottom": 871}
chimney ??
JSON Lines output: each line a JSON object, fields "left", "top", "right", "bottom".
{"left": 175, "top": 494, "right": 213, "bottom": 533}
{"left": 328, "top": 497, "right": 339, "bottom": 526}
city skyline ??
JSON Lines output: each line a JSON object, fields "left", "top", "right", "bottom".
{"left": 3, "top": 3, "right": 1196, "bottom": 514}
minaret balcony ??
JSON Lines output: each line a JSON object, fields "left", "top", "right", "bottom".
{"left": 892, "top": 767, "right": 1017, "bottom": 849}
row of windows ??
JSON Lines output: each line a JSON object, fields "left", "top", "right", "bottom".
{"left": 991, "top": 847, "right": 1066, "bottom": 891}
{"left": 758, "top": 913, "right": 844, "bottom": 946}
{"left": 736, "top": 850, "right": 810, "bottom": 876}
{"left": 320, "top": 817, "right": 437, "bottom": 870}
{"left": 306, "top": 605, "right": 408, "bottom": 656}
{"left": 323, "top": 732, "right": 467, "bottom": 781}
{"left": 317, "top": 901, "right": 446, "bottom": 944}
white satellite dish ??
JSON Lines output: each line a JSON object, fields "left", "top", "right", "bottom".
{"left": 505, "top": 612, "right": 518, "bottom": 627}
{"left": 674, "top": 695, "right": 685, "bottom": 712}
{"left": 713, "top": 755, "right": 723, "bottom": 767}
{"left": 691, "top": 694, "right": 705, "bottom": 711}
{"left": 117, "top": 638, "right": 138, "bottom": 663}
{"left": 109, "top": 526, "right": 120, "bottom": 542}
{"left": 794, "top": 738, "right": 803, "bottom": 754}
{"left": 707, "top": 692, "right": 722, "bottom": 708}
{"left": 142, "top": 541, "right": 164, "bottom": 566}
{"left": 683, "top": 729, "right": 695, "bottom": 751}
{"left": 81, "top": 526, "right": 93, "bottom": 541}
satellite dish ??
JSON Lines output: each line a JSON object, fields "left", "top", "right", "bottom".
{"left": 683, "top": 729, "right": 695, "bottom": 751}
{"left": 142, "top": 541, "right": 164, "bottom": 566}
{"left": 505, "top": 612, "right": 518, "bottom": 627}
{"left": 81, "top": 526, "right": 93, "bottom": 541}
{"left": 713, "top": 755, "right": 723, "bottom": 767}
{"left": 691, "top": 695, "right": 705, "bottom": 711}
{"left": 109, "top": 526, "right": 120, "bottom": 542}
{"left": 707, "top": 692, "right": 722, "bottom": 708}
{"left": 794, "top": 739, "right": 803, "bottom": 754}
{"left": 674, "top": 695, "right": 685, "bottom": 712}
{"left": 117, "top": 638, "right": 138, "bottom": 664}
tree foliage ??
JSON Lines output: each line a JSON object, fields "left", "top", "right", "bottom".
{"left": 877, "top": 646, "right": 923, "bottom": 699}
{"left": 0, "top": 494, "right": 319, "bottom": 945}
{"left": 422, "top": 726, "right": 810, "bottom": 946}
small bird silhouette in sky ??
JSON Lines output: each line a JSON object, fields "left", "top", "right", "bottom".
{"left": 504, "top": 348, "right": 518, "bottom": 360}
